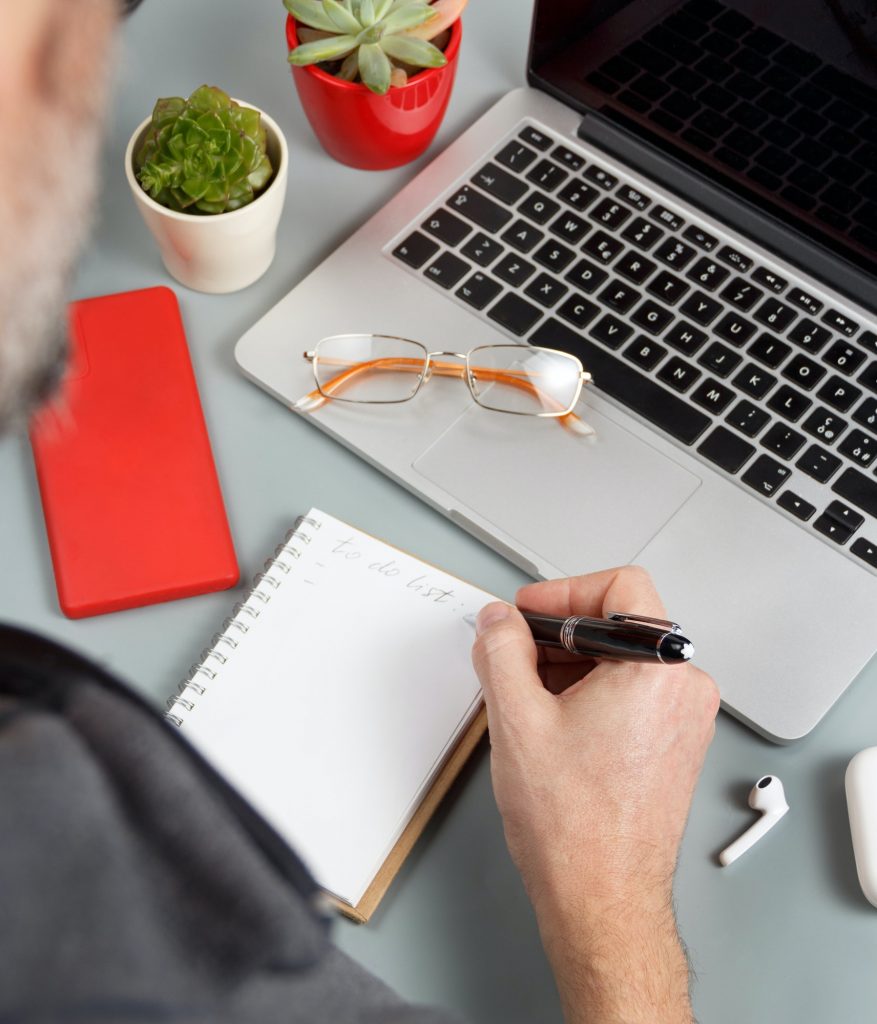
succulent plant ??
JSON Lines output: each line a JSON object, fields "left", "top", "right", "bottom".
{"left": 135, "top": 85, "right": 274, "bottom": 215}
{"left": 285, "top": 0, "right": 467, "bottom": 95}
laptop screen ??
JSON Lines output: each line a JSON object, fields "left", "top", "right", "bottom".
{"left": 528, "top": 0, "right": 877, "bottom": 288}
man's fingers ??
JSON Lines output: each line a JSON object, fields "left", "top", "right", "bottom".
{"left": 516, "top": 565, "right": 668, "bottom": 621}
{"left": 471, "top": 602, "right": 551, "bottom": 726}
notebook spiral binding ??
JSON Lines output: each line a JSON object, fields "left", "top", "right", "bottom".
{"left": 165, "top": 516, "right": 321, "bottom": 727}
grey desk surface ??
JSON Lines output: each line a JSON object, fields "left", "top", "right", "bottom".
{"left": 1, "top": 1, "right": 875, "bottom": 1021}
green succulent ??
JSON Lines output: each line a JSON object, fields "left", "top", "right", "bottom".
{"left": 285, "top": 0, "right": 448, "bottom": 95}
{"left": 135, "top": 85, "right": 274, "bottom": 215}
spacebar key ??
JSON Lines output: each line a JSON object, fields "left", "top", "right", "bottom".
{"left": 531, "top": 318, "right": 711, "bottom": 445}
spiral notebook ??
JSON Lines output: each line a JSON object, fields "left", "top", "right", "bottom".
{"left": 166, "top": 509, "right": 492, "bottom": 922}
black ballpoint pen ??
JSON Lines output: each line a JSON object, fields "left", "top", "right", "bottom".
{"left": 521, "top": 611, "right": 694, "bottom": 665}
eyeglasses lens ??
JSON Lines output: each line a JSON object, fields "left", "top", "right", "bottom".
{"left": 467, "top": 346, "right": 581, "bottom": 415}
{"left": 313, "top": 334, "right": 428, "bottom": 404}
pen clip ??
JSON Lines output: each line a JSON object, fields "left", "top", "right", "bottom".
{"left": 606, "top": 611, "right": 683, "bottom": 633}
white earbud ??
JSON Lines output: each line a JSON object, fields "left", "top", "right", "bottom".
{"left": 719, "top": 775, "right": 789, "bottom": 867}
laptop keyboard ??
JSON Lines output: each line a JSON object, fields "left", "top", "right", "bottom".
{"left": 586, "top": 0, "right": 877, "bottom": 255}
{"left": 387, "top": 121, "right": 877, "bottom": 575}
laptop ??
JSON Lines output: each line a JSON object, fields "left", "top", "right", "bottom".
{"left": 236, "top": 0, "right": 877, "bottom": 743}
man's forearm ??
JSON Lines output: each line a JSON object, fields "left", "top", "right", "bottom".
{"left": 536, "top": 898, "right": 695, "bottom": 1024}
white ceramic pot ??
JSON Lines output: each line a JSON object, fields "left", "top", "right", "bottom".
{"left": 124, "top": 103, "right": 288, "bottom": 294}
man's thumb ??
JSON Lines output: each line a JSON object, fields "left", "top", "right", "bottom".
{"left": 471, "top": 602, "right": 548, "bottom": 722}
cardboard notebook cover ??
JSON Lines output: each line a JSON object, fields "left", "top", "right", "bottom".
{"left": 29, "top": 287, "right": 238, "bottom": 618}
{"left": 166, "top": 509, "right": 492, "bottom": 923}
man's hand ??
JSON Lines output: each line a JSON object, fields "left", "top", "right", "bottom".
{"left": 471, "top": 567, "right": 719, "bottom": 1024}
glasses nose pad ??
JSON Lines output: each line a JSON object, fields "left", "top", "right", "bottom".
{"left": 421, "top": 365, "right": 433, "bottom": 384}
{"left": 466, "top": 368, "right": 479, "bottom": 394}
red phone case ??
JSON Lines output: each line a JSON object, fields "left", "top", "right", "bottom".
{"left": 29, "top": 286, "right": 239, "bottom": 618}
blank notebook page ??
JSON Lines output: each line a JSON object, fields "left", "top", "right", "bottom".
{"left": 172, "top": 509, "right": 491, "bottom": 907}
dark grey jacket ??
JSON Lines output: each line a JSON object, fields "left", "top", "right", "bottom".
{"left": 0, "top": 625, "right": 457, "bottom": 1024}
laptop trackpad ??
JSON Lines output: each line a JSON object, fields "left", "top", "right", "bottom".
{"left": 412, "top": 403, "right": 701, "bottom": 575}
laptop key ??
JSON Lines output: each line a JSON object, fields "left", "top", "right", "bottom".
{"left": 598, "top": 280, "right": 640, "bottom": 314}
{"left": 754, "top": 297, "right": 797, "bottom": 332}
{"left": 525, "top": 273, "right": 569, "bottom": 308}
{"left": 742, "top": 454, "right": 792, "bottom": 497}
{"left": 583, "top": 164, "right": 618, "bottom": 190}
{"left": 557, "top": 180, "right": 599, "bottom": 212}
{"left": 857, "top": 331, "right": 877, "bottom": 356}
{"left": 658, "top": 355, "right": 701, "bottom": 392}
{"left": 549, "top": 210, "right": 591, "bottom": 244}
{"left": 860, "top": 361, "right": 877, "bottom": 393}
{"left": 632, "top": 299, "right": 674, "bottom": 335}
{"left": 680, "top": 290, "right": 722, "bottom": 325}
{"left": 787, "top": 287, "right": 823, "bottom": 316}
{"left": 518, "top": 191, "right": 561, "bottom": 224}
{"left": 717, "top": 246, "right": 753, "bottom": 272}
{"left": 853, "top": 396, "right": 877, "bottom": 430}
{"left": 851, "top": 537, "right": 877, "bottom": 569}
{"left": 822, "top": 308, "right": 859, "bottom": 337}
{"left": 423, "top": 209, "right": 471, "bottom": 246}
{"left": 783, "top": 353, "right": 826, "bottom": 390}
{"left": 455, "top": 272, "right": 502, "bottom": 311}
{"left": 460, "top": 233, "right": 503, "bottom": 267}
{"left": 472, "top": 163, "right": 529, "bottom": 205}
{"left": 768, "top": 383, "right": 811, "bottom": 421}
{"left": 449, "top": 186, "right": 513, "bottom": 233}
{"left": 719, "top": 277, "right": 763, "bottom": 311}
{"left": 682, "top": 225, "right": 719, "bottom": 251}
{"left": 622, "top": 217, "right": 665, "bottom": 250}
{"left": 749, "top": 332, "right": 791, "bottom": 368}
{"left": 557, "top": 294, "right": 600, "bottom": 330}
{"left": 495, "top": 140, "right": 538, "bottom": 172}
{"left": 686, "top": 257, "right": 730, "bottom": 291}
{"left": 488, "top": 293, "right": 543, "bottom": 336}
{"left": 752, "top": 267, "right": 788, "bottom": 294}
{"left": 494, "top": 254, "right": 537, "bottom": 288}
{"left": 833, "top": 466, "right": 877, "bottom": 519}
{"left": 393, "top": 231, "right": 439, "bottom": 269}
{"left": 778, "top": 490, "right": 816, "bottom": 521}
{"left": 699, "top": 341, "right": 742, "bottom": 377}
{"left": 589, "top": 198, "right": 632, "bottom": 230}
{"left": 788, "top": 318, "right": 831, "bottom": 353}
{"left": 838, "top": 428, "right": 876, "bottom": 468}
{"left": 518, "top": 126, "right": 551, "bottom": 152}
{"left": 616, "top": 185, "right": 651, "bottom": 211}
{"left": 648, "top": 270, "right": 690, "bottom": 305}
{"left": 654, "top": 238, "right": 697, "bottom": 270}
{"left": 650, "top": 205, "right": 685, "bottom": 231}
{"left": 533, "top": 239, "right": 575, "bottom": 272}
{"left": 796, "top": 443, "right": 842, "bottom": 483}
{"left": 698, "top": 426, "right": 756, "bottom": 473}
{"left": 531, "top": 319, "right": 710, "bottom": 444}
{"left": 565, "top": 258, "right": 608, "bottom": 293}
{"left": 813, "top": 501, "right": 862, "bottom": 544}
{"left": 424, "top": 251, "right": 470, "bottom": 289}
{"left": 666, "top": 321, "right": 708, "bottom": 356}
{"left": 526, "top": 159, "right": 569, "bottom": 191}
{"left": 726, "top": 399, "right": 771, "bottom": 436}
{"left": 615, "top": 251, "right": 657, "bottom": 285}
{"left": 691, "top": 378, "right": 735, "bottom": 413}
{"left": 624, "top": 336, "right": 667, "bottom": 371}
{"left": 715, "top": 312, "right": 757, "bottom": 346}
{"left": 551, "top": 145, "right": 585, "bottom": 171}
{"left": 735, "top": 362, "right": 777, "bottom": 399}
{"left": 817, "top": 375, "right": 862, "bottom": 412}
{"left": 501, "top": 219, "right": 545, "bottom": 253}
{"left": 761, "top": 423, "right": 806, "bottom": 459}
{"left": 591, "top": 314, "right": 633, "bottom": 350}
{"left": 823, "top": 340, "right": 866, "bottom": 376}
{"left": 582, "top": 231, "right": 625, "bottom": 264}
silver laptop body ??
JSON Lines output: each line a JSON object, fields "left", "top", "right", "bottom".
{"left": 236, "top": 12, "right": 877, "bottom": 743}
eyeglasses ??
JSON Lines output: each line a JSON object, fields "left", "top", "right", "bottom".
{"left": 293, "top": 334, "right": 595, "bottom": 436}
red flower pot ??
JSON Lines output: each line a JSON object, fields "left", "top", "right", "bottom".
{"left": 286, "top": 14, "right": 462, "bottom": 170}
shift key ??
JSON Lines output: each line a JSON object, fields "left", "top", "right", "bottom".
{"left": 531, "top": 318, "right": 710, "bottom": 445}
{"left": 832, "top": 467, "right": 877, "bottom": 519}
{"left": 448, "top": 186, "right": 513, "bottom": 233}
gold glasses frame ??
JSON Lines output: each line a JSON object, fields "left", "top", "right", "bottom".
{"left": 294, "top": 334, "right": 595, "bottom": 435}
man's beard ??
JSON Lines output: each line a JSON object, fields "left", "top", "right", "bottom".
{"left": 0, "top": 3, "right": 115, "bottom": 429}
